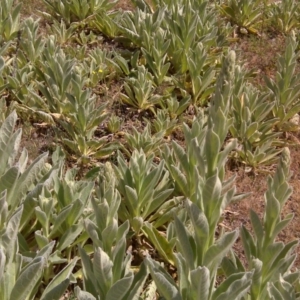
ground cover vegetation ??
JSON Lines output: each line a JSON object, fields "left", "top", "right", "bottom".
{"left": 1, "top": 0, "right": 300, "bottom": 298}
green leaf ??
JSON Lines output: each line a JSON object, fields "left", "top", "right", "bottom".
{"left": 125, "top": 261, "right": 148, "bottom": 300}
{"left": 35, "top": 231, "right": 49, "bottom": 249}
{"left": 240, "top": 225, "right": 256, "bottom": 262}
{"left": 250, "top": 209, "right": 264, "bottom": 242}
{"left": 74, "top": 286, "right": 97, "bottom": 300}
{"left": 213, "top": 271, "right": 253, "bottom": 300}
{"left": 9, "top": 257, "right": 45, "bottom": 300}
{"left": 40, "top": 279, "right": 69, "bottom": 300}
{"left": 49, "top": 206, "right": 72, "bottom": 238}
{"left": 170, "top": 165, "right": 188, "bottom": 196}
{"left": 57, "top": 223, "right": 83, "bottom": 251}
{"left": 0, "top": 167, "right": 19, "bottom": 195}
{"left": 190, "top": 266, "right": 210, "bottom": 300}
{"left": 187, "top": 201, "right": 209, "bottom": 263}
{"left": 78, "top": 246, "right": 98, "bottom": 296}
{"left": 0, "top": 57, "right": 4, "bottom": 71}
{"left": 204, "top": 231, "right": 239, "bottom": 273}
{"left": 41, "top": 257, "right": 78, "bottom": 300}
{"left": 106, "top": 275, "right": 134, "bottom": 300}
{"left": 174, "top": 216, "right": 194, "bottom": 269}
{"left": 8, "top": 152, "right": 48, "bottom": 212}
{"left": 152, "top": 272, "right": 182, "bottom": 300}
{"left": 142, "top": 222, "right": 175, "bottom": 265}
{"left": 205, "top": 129, "right": 220, "bottom": 175}
{"left": 0, "top": 247, "right": 5, "bottom": 282}
{"left": 93, "top": 247, "right": 113, "bottom": 296}
{"left": 2, "top": 206, "right": 23, "bottom": 263}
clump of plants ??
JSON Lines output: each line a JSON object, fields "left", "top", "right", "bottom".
{"left": 1, "top": 0, "right": 300, "bottom": 298}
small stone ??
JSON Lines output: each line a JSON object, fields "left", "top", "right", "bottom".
{"left": 240, "top": 27, "right": 248, "bottom": 35}
{"left": 290, "top": 114, "right": 299, "bottom": 126}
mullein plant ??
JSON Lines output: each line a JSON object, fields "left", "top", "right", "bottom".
{"left": 159, "top": 93, "right": 191, "bottom": 120}
{"left": 218, "top": 0, "right": 263, "bottom": 34}
{"left": 33, "top": 45, "right": 118, "bottom": 162}
{"left": 19, "top": 18, "right": 45, "bottom": 63}
{"left": 123, "top": 124, "right": 165, "bottom": 157}
{"left": 265, "top": 34, "right": 300, "bottom": 132}
{"left": 119, "top": 7, "right": 165, "bottom": 49}
{"left": 6, "top": 18, "right": 44, "bottom": 113}
{"left": 91, "top": 10, "right": 122, "bottom": 38}
{"left": 0, "top": 0, "right": 21, "bottom": 42}
{"left": 42, "top": 0, "right": 117, "bottom": 25}
{"left": 229, "top": 67, "right": 281, "bottom": 168}
{"left": 270, "top": 0, "right": 300, "bottom": 33}
{"left": 113, "top": 148, "right": 182, "bottom": 265}
{"left": 75, "top": 162, "right": 149, "bottom": 299}
{"left": 185, "top": 42, "right": 216, "bottom": 106}
{"left": 120, "top": 65, "right": 161, "bottom": 112}
{"left": 147, "top": 51, "right": 253, "bottom": 299}
{"left": 164, "top": 0, "right": 218, "bottom": 74}
{"left": 0, "top": 114, "right": 79, "bottom": 300}
{"left": 222, "top": 148, "right": 300, "bottom": 299}
{"left": 141, "top": 28, "right": 171, "bottom": 85}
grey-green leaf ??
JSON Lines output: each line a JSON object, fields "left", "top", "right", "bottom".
{"left": 9, "top": 256, "right": 45, "bottom": 300}
{"left": 106, "top": 275, "right": 134, "bottom": 300}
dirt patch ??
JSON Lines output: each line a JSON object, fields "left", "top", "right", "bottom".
{"left": 115, "top": 0, "right": 134, "bottom": 10}
{"left": 231, "top": 32, "right": 286, "bottom": 87}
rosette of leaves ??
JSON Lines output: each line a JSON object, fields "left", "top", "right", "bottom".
{"left": 106, "top": 115, "right": 122, "bottom": 134}
{"left": 230, "top": 67, "right": 281, "bottom": 168}
{"left": 19, "top": 18, "right": 45, "bottom": 63}
{"left": 0, "top": 111, "right": 52, "bottom": 218}
{"left": 124, "top": 124, "right": 165, "bottom": 157}
{"left": 42, "top": 0, "right": 117, "bottom": 25}
{"left": 0, "top": 206, "right": 71, "bottom": 300}
{"left": 113, "top": 149, "right": 179, "bottom": 233}
{"left": 1, "top": 203, "right": 80, "bottom": 300}
{"left": 6, "top": 146, "right": 89, "bottom": 289}
{"left": 265, "top": 35, "right": 300, "bottom": 132}
{"left": 113, "top": 149, "right": 182, "bottom": 264}
{"left": 118, "top": 7, "right": 165, "bottom": 48}
{"left": 75, "top": 245, "right": 148, "bottom": 300}
{"left": 74, "top": 163, "right": 149, "bottom": 299}
{"left": 164, "top": 0, "right": 220, "bottom": 74}
{"left": 159, "top": 93, "right": 191, "bottom": 119}
{"left": 33, "top": 46, "right": 77, "bottom": 116}
{"left": 120, "top": 65, "right": 161, "bottom": 112}
{"left": 0, "top": 0, "right": 21, "bottom": 42}
{"left": 59, "top": 98, "right": 118, "bottom": 163}
{"left": 218, "top": 0, "right": 263, "bottom": 34}
{"left": 33, "top": 165, "right": 94, "bottom": 252}
{"left": 5, "top": 19, "right": 44, "bottom": 111}
{"left": 90, "top": 10, "right": 122, "bottom": 38}
{"left": 141, "top": 28, "right": 171, "bottom": 86}
{"left": 146, "top": 202, "right": 253, "bottom": 300}
{"left": 185, "top": 42, "right": 216, "bottom": 106}
{"left": 48, "top": 20, "right": 77, "bottom": 45}
{"left": 6, "top": 64, "right": 38, "bottom": 111}
{"left": 81, "top": 48, "right": 122, "bottom": 88}
{"left": 151, "top": 109, "right": 178, "bottom": 136}
{"left": 270, "top": 0, "right": 300, "bottom": 33}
